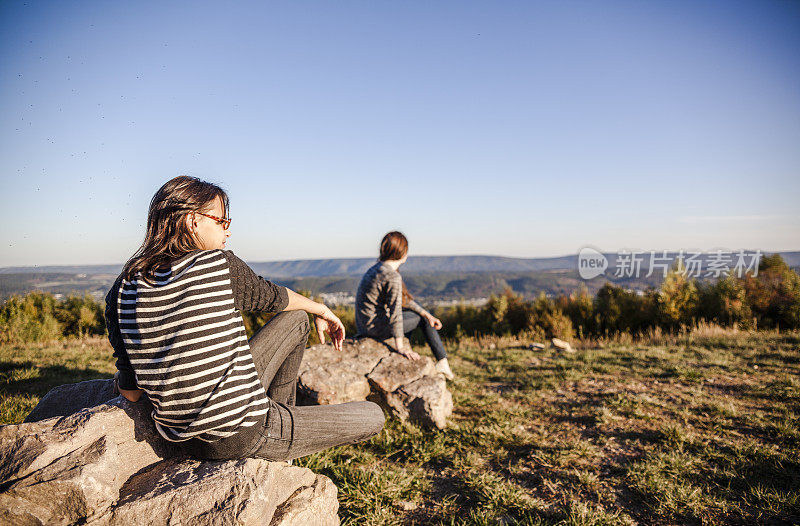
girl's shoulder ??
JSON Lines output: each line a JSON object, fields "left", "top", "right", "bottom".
{"left": 374, "top": 262, "right": 402, "bottom": 285}
{"left": 123, "top": 250, "right": 227, "bottom": 287}
{"left": 360, "top": 262, "right": 395, "bottom": 285}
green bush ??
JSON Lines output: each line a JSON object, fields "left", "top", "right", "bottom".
{"left": 529, "top": 292, "right": 574, "bottom": 340}
{"left": 657, "top": 262, "right": 699, "bottom": 329}
{"left": 0, "top": 292, "right": 63, "bottom": 344}
{"left": 743, "top": 254, "right": 800, "bottom": 329}
{"left": 698, "top": 276, "right": 752, "bottom": 328}
{"left": 593, "top": 283, "right": 656, "bottom": 335}
{"left": 425, "top": 254, "right": 800, "bottom": 341}
{"left": 435, "top": 303, "right": 492, "bottom": 340}
{"left": 56, "top": 295, "right": 106, "bottom": 338}
{"left": 559, "top": 285, "right": 594, "bottom": 338}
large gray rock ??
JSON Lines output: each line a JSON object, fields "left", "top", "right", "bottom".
{"left": 23, "top": 378, "right": 118, "bottom": 423}
{"left": 367, "top": 352, "right": 436, "bottom": 393}
{"left": 298, "top": 338, "right": 453, "bottom": 429}
{"left": 297, "top": 338, "right": 388, "bottom": 405}
{"left": 0, "top": 397, "right": 178, "bottom": 525}
{"left": 1, "top": 383, "right": 340, "bottom": 526}
{"left": 108, "top": 457, "right": 338, "bottom": 526}
{"left": 385, "top": 375, "right": 453, "bottom": 430}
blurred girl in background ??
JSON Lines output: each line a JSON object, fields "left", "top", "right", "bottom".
{"left": 355, "top": 231, "right": 454, "bottom": 380}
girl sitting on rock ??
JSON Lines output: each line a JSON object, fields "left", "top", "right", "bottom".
{"left": 355, "top": 231, "right": 454, "bottom": 380}
{"left": 105, "top": 175, "right": 384, "bottom": 461}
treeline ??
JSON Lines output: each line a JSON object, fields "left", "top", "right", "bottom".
{"left": 433, "top": 254, "right": 800, "bottom": 340}
{"left": 0, "top": 289, "right": 355, "bottom": 347}
{"left": 0, "top": 293, "right": 106, "bottom": 343}
{"left": 2, "top": 255, "right": 799, "bottom": 345}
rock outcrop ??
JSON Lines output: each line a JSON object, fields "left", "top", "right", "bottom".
{"left": 298, "top": 338, "right": 453, "bottom": 429}
{"left": 1, "top": 379, "right": 339, "bottom": 526}
{"left": 551, "top": 337, "right": 576, "bottom": 353}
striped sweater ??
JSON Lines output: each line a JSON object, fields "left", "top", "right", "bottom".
{"left": 109, "top": 249, "right": 288, "bottom": 442}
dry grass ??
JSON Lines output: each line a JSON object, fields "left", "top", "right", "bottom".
{"left": 301, "top": 330, "right": 800, "bottom": 525}
{"left": 2, "top": 331, "right": 799, "bottom": 525}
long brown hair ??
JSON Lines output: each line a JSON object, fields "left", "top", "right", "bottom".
{"left": 379, "top": 231, "right": 408, "bottom": 262}
{"left": 379, "top": 231, "right": 414, "bottom": 306}
{"left": 123, "top": 176, "right": 229, "bottom": 282}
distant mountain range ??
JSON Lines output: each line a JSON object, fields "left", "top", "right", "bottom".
{"left": 248, "top": 255, "right": 579, "bottom": 277}
{"left": 3, "top": 252, "right": 798, "bottom": 302}
{"left": 4, "top": 251, "right": 797, "bottom": 277}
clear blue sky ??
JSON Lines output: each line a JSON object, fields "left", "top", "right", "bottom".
{"left": 1, "top": 1, "right": 798, "bottom": 266}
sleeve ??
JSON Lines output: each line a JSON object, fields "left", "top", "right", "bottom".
{"left": 386, "top": 273, "right": 405, "bottom": 340}
{"left": 222, "top": 250, "right": 290, "bottom": 313}
{"left": 105, "top": 275, "right": 139, "bottom": 391}
{"left": 407, "top": 299, "right": 428, "bottom": 316}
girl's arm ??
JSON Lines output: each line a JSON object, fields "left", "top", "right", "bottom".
{"left": 284, "top": 289, "right": 346, "bottom": 351}
{"left": 106, "top": 276, "right": 143, "bottom": 401}
{"left": 407, "top": 299, "right": 442, "bottom": 330}
{"left": 114, "top": 371, "right": 143, "bottom": 402}
{"left": 222, "top": 251, "right": 345, "bottom": 350}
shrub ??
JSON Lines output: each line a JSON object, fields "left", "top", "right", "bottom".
{"left": 743, "top": 254, "right": 800, "bottom": 329}
{"left": 436, "top": 303, "right": 492, "bottom": 340}
{"left": 56, "top": 295, "right": 106, "bottom": 337}
{"left": 593, "top": 283, "right": 655, "bottom": 335}
{"left": 0, "top": 292, "right": 63, "bottom": 344}
{"left": 501, "top": 288, "right": 534, "bottom": 334}
{"left": 487, "top": 291, "right": 510, "bottom": 334}
{"left": 657, "top": 262, "right": 699, "bottom": 329}
{"left": 530, "top": 292, "right": 574, "bottom": 340}
{"left": 697, "top": 276, "right": 752, "bottom": 329}
{"left": 559, "top": 285, "right": 595, "bottom": 338}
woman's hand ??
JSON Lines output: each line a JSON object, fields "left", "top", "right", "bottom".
{"left": 399, "top": 347, "right": 421, "bottom": 361}
{"left": 425, "top": 314, "right": 443, "bottom": 330}
{"left": 394, "top": 337, "right": 421, "bottom": 360}
{"left": 315, "top": 306, "right": 345, "bottom": 352}
{"left": 285, "top": 289, "right": 345, "bottom": 351}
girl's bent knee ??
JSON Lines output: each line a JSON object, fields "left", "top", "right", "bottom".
{"left": 271, "top": 310, "right": 310, "bottom": 335}
{"left": 364, "top": 401, "right": 386, "bottom": 435}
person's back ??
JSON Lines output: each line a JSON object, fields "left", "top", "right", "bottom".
{"left": 355, "top": 261, "right": 403, "bottom": 340}
{"left": 117, "top": 249, "right": 267, "bottom": 442}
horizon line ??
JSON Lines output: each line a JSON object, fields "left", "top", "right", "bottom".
{"left": 2, "top": 248, "right": 799, "bottom": 271}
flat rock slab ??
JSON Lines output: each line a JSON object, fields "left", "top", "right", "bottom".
{"left": 367, "top": 352, "right": 436, "bottom": 394}
{"left": 298, "top": 338, "right": 452, "bottom": 429}
{"left": 23, "top": 378, "right": 118, "bottom": 423}
{"left": 110, "top": 457, "right": 338, "bottom": 526}
{"left": 1, "top": 381, "right": 340, "bottom": 526}
{"left": 392, "top": 375, "right": 453, "bottom": 430}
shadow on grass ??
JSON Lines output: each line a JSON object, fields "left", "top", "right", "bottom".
{"left": 754, "top": 351, "right": 800, "bottom": 364}
{"left": 709, "top": 442, "right": 800, "bottom": 494}
{"left": 0, "top": 360, "right": 110, "bottom": 398}
{"left": 626, "top": 440, "right": 800, "bottom": 524}
{"left": 422, "top": 471, "right": 552, "bottom": 525}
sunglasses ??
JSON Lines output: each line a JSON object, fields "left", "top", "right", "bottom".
{"left": 195, "top": 212, "right": 231, "bottom": 230}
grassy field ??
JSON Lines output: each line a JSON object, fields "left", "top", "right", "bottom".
{"left": 1, "top": 329, "right": 798, "bottom": 525}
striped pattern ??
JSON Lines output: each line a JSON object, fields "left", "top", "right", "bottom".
{"left": 117, "top": 250, "right": 268, "bottom": 442}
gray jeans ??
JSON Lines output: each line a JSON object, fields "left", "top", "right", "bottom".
{"left": 182, "top": 310, "right": 385, "bottom": 461}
